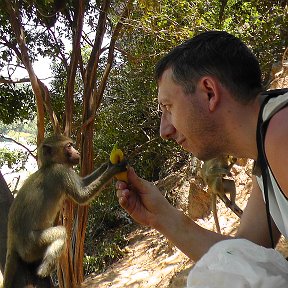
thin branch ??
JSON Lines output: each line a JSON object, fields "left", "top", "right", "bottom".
{"left": 95, "top": 0, "right": 133, "bottom": 110}
{"left": 64, "top": 0, "right": 85, "bottom": 136}
{"left": 0, "top": 77, "right": 30, "bottom": 84}
{"left": 4, "top": 0, "right": 61, "bottom": 140}
{"left": 47, "top": 26, "right": 69, "bottom": 69}
{"left": 4, "top": 0, "right": 45, "bottom": 144}
{"left": 83, "top": 0, "right": 110, "bottom": 115}
{"left": 0, "top": 134, "right": 37, "bottom": 159}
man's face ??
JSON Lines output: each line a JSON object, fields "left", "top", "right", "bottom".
{"left": 158, "top": 68, "right": 220, "bottom": 160}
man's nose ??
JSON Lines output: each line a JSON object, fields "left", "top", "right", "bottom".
{"left": 160, "top": 115, "right": 176, "bottom": 140}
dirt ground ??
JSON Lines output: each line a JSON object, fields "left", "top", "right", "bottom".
{"left": 80, "top": 159, "right": 288, "bottom": 288}
{"left": 81, "top": 227, "right": 192, "bottom": 288}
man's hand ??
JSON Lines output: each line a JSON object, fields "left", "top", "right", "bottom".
{"left": 116, "top": 167, "right": 171, "bottom": 228}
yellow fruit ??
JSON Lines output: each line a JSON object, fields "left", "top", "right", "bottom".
{"left": 110, "top": 144, "right": 124, "bottom": 163}
{"left": 110, "top": 144, "right": 128, "bottom": 182}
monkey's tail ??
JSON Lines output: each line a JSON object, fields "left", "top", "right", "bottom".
{"left": 3, "top": 249, "right": 19, "bottom": 288}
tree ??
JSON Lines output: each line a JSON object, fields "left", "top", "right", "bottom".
{"left": 0, "top": 0, "right": 133, "bottom": 286}
{"left": 0, "top": 171, "right": 13, "bottom": 273}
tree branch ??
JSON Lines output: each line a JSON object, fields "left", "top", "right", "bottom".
{"left": 64, "top": 0, "right": 85, "bottom": 136}
{"left": 0, "top": 77, "right": 31, "bottom": 84}
{"left": 95, "top": 0, "right": 133, "bottom": 110}
{"left": 0, "top": 134, "right": 37, "bottom": 160}
{"left": 4, "top": 1, "right": 61, "bottom": 142}
{"left": 83, "top": 0, "right": 111, "bottom": 124}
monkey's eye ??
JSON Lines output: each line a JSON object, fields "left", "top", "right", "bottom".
{"left": 66, "top": 143, "right": 73, "bottom": 149}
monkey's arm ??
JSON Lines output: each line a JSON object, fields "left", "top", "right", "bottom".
{"left": 67, "top": 161, "right": 127, "bottom": 204}
{"left": 82, "top": 161, "right": 111, "bottom": 186}
{"left": 207, "top": 167, "right": 231, "bottom": 177}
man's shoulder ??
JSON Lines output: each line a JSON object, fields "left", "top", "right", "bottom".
{"left": 261, "top": 90, "right": 288, "bottom": 122}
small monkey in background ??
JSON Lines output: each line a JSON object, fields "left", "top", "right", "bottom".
{"left": 3, "top": 135, "right": 127, "bottom": 288}
{"left": 201, "top": 156, "right": 243, "bottom": 233}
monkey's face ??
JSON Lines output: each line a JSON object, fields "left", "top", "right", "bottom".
{"left": 65, "top": 142, "right": 80, "bottom": 166}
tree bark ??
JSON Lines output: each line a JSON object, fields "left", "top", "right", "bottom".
{"left": 0, "top": 171, "right": 13, "bottom": 273}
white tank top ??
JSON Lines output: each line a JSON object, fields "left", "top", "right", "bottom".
{"left": 255, "top": 92, "right": 288, "bottom": 238}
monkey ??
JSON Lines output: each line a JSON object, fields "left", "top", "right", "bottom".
{"left": 200, "top": 155, "right": 243, "bottom": 233}
{"left": 3, "top": 134, "right": 127, "bottom": 288}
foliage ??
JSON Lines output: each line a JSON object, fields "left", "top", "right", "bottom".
{"left": 0, "top": 84, "right": 36, "bottom": 124}
{"left": 0, "top": 119, "right": 37, "bottom": 137}
{"left": 84, "top": 189, "right": 132, "bottom": 275}
{"left": 197, "top": 0, "right": 288, "bottom": 83}
{"left": 83, "top": 236, "right": 127, "bottom": 275}
{"left": 0, "top": 147, "right": 28, "bottom": 171}
{"left": 126, "top": 0, "right": 287, "bottom": 83}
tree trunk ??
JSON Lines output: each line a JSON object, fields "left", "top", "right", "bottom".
{"left": 0, "top": 171, "right": 13, "bottom": 273}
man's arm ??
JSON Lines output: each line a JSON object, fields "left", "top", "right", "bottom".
{"left": 153, "top": 203, "right": 231, "bottom": 260}
{"left": 147, "top": 176, "right": 280, "bottom": 257}
{"left": 117, "top": 168, "right": 230, "bottom": 261}
{"left": 265, "top": 106, "right": 288, "bottom": 197}
{"left": 236, "top": 176, "right": 280, "bottom": 248}
{"left": 117, "top": 168, "right": 281, "bottom": 261}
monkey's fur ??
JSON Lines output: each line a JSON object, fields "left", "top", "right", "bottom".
{"left": 3, "top": 135, "right": 127, "bottom": 287}
{"left": 201, "top": 156, "right": 243, "bottom": 233}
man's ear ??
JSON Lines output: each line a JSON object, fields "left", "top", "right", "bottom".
{"left": 199, "top": 76, "right": 220, "bottom": 112}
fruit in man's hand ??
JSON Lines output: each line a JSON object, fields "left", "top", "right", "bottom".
{"left": 110, "top": 144, "right": 128, "bottom": 182}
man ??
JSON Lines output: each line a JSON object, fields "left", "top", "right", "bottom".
{"left": 116, "top": 31, "right": 288, "bottom": 286}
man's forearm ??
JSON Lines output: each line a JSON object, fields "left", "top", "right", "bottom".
{"left": 153, "top": 206, "right": 232, "bottom": 261}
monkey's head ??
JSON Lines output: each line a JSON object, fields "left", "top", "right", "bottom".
{"left": 39, "top": 135, "right": 80, "bottom": 167}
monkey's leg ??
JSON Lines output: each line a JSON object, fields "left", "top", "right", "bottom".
{"left": 226, "top": 179, "right": 236, "bottom": 204}
{"left": 222, "top": 179, "right": 243, "bottom": 218}
{"left": 211, "top": 194, "right": 221, "bottom": 233}
{"left": 32, "top": 226, "right": 67, "bottom": 278}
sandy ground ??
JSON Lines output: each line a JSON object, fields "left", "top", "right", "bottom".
{"left": 81, "top": 227, "right": 192, "bottom": 288}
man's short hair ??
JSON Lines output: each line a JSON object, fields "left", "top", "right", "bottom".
{"left": 155, "top": 31, "right": 263, "bottom": 103}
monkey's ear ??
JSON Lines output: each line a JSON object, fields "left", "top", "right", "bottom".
{"left": 42, "top": 144, "right": 53, "bottom": 157}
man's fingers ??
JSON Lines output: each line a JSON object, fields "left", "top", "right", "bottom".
{"left": 116, "top": 188, "right": 130, "bottom": 208}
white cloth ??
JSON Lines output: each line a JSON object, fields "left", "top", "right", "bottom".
{"left": 256, "top": 92, "right": 288, "bottom": 238}
{"left": 187, "top": 239, "right": 288, "bottom": 288}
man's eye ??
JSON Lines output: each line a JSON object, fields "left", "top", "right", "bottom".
{"left": 159, "top": 103, "right": 171, "bottom": 112}
{"left": 162, "top": 104, "right": 171, "bottom": 112}
{"left": 165, "top": 105, "right": 171, "bottom": 112}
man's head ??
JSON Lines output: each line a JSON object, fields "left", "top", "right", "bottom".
{"left": 156, "top": 31, "right": 262, "bottom": 160}
{"left": 155, "top": 31, "right": 263, "bottom": 104}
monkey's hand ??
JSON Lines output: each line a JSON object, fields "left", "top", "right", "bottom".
{"left": 110, "top": 144, "right": 128, "bottom": 182}
{"left": 107, "top": 159, "right": 128, "bottom": 174}
{"left": 82, "top": 160, "right": 127, "bottom": 187}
